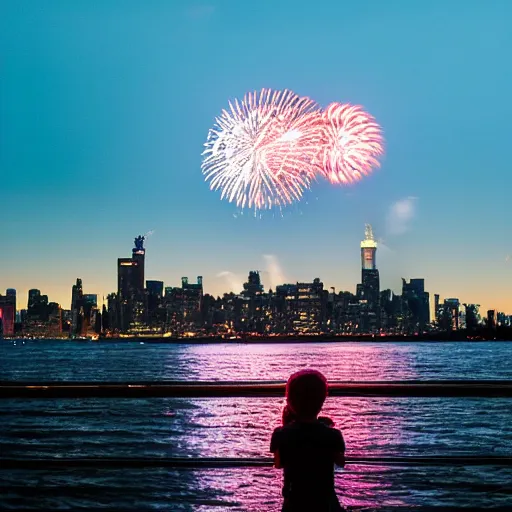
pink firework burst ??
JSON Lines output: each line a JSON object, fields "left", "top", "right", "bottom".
{"left": 318, "top": 103, "right": 384, "bottom": 185}
{"left": 202, "top": 89, "right": 322, "bottom": 210}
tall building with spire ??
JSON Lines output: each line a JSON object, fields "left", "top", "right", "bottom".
{"left": 117, "top": 235, "right": 147, "bottom": 331}
{"left": 361, "top": 224, "right": 377, "bottom": 270}
{"left": 358, "top": 224, "right": 380, "bottom": 331}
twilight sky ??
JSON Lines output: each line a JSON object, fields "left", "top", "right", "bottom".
{"left": 1, "top": 0, "right": 511, "bottom": 314}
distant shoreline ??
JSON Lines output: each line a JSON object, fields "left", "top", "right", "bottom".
{"left": 4, "top": 332, "right": 512, "bottom": 343}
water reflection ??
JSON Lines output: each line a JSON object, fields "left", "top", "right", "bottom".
{"left": 1, "top": 341, "right": 512, "bottom": 509}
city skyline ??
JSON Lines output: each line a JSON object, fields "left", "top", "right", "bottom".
{"left": 0, "top": 224, "right": 508, "bottom": 319}
{"left": 1, "top": 1, "right": 511, "bottom": 315}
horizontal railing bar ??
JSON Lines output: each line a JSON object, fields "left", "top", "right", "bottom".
{"left": 1, "top": 381, "right": 512, "bottom": 399}
{"left": 2, "top": 379, "right": 511, "bottom": 386}
{"left": 1, "top": 456, "right": 512, "bottom": 469}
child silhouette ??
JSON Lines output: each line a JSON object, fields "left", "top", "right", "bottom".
{"left": 271, "top": 369, "right": 345, "bottom": 511}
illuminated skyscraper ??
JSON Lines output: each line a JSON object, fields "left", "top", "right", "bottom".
{"left": 361, "top": 224, "right": 377, "bottom": 270}
{"left": 359, "top": 224, "right": 380, "bottom": 331}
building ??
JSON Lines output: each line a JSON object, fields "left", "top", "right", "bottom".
{"left": 164, "top": 277, "right": 204, "bottom": 334}
{"left": 0, "top": 291, "right": 16, "bottom": 336}
{"left": 146, "top": 280, "right": 164, "bottom": 327}
{"left": 117, "top": 235, "right": 147, "bottom": 331}
{"left": 71, "top": 278, "right": 84, "bottom": 336}
{"left": 6, "top": 288, "right": 16, "bottom": 309}
{"left": 46, "top": 302, "right": 63, "bottom": 337}
{"left": 131, "top": 235, "right": 146, "bottom": 293}
{"left": 464, "top": 304, "right": 481, "bottom": 330}
{"left": 275, "top": 278, "right": 327, "bottom": 333}
{"left": 437, "top": 298, "right": 460, "bottom": 330}
{"left": 380, "top": 289, "right": 402, "bottom": 332}
{"left": 28, "top": 289, "right": 41, "bottom": 309}
{"left": 487, "top": 309, "right": 497, "bottom": 329}
{"left": 241, "top": 271, "right": 264, "bottom": 297}
{"left": 23, "top": 289, "right": 62, "bottom": 337}
{"left": 359, "top": 224, "right": 380, "bottom": 332}
{"left": 402, "top": 278, "right": 430, "bottom": 333}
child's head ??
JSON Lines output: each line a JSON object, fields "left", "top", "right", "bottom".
{"left": 285, "top": 369, "right": 328, "bottom": 420}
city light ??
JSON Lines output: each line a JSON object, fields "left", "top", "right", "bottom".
{"left": 0, "top": 227, "right": 510, "bottom": 340}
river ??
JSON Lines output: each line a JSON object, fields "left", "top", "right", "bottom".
{"left": 1, "top": 340, "right": 511, "bottom": 510}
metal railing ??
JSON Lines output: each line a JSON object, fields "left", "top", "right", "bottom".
{"left": 2, "top": 456, "right": 512, "bottom": 469}
{"left": 1, "top": 380, "right": 512, "bottom": 398}
{"left": 2, "top": 380, "right": 511, "bottom": 469}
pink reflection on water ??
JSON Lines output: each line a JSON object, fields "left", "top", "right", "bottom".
{"left": 163, "top": 343, "right": 421, "bottom": 507}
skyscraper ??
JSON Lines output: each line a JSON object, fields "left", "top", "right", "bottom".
{"left": 131, "top": 235, "right": 146, "bottom": 295}
{"left": 359, "top": 224, "right": 380, "bottom": 331}
{"left": 116, "top": 235, "right": 147, "bottom": 331}
{"left": 6, "top": 289, "right": 16, "bottom": 309}
{"left": 71, "top": 278, "right": 83, "bottom": 336}
{"left": 71, "top": 279, "right": 83, "bottom": 311}
{"left": 28, "top": 289, "right": 41, "bottom": 309}
{"left": 361, "top": 224, "right": 377, "bottom": 270}
{"left": 0, "top": 291, "right": 15, "bottom": 336}
{"left": 402, "top": 278, "right": 430, "bottom": 332}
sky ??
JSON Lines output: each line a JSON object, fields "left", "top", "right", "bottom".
{"left": 1, "top": 0, "right": 511, "bottom": 314}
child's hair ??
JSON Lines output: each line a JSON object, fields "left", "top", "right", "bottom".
{"left": 285, "top": 369, "right": 328, "bottom": 419}
{"left": 282, "top": 404, "right": 296, "bottom": 425}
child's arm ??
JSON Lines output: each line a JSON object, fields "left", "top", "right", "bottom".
{"left": 270, "top": 428, "right": 283, "bottom": 468}
{"left": 273, "top": 449, "right": 283, "bottom": 469}
{"left": 334, "top": 450, "right": 345, "bottom": 468}
{"left": 334, "top": 430, "right": 346, "bottom": 468}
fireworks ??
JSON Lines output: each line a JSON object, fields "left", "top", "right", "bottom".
{"left": 318, "top": 103, "right": 384, "bottom": 185}
{"left": 202, "top": 89, "right": 383, "bottom": 211}
{"left": 202, "top": 89, "right": 321, "bottom": 210}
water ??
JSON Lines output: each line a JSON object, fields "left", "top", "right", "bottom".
{"left": 1, "top": 340, "right": 512, "bottom": 510}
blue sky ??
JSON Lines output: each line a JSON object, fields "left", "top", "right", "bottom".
{"left": 1, "top": 0, "right": 511, "bottom": 313}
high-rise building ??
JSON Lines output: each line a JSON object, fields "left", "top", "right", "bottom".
{"left": 146, "top": 280, "right": 164, "bottom": 327}
{"left": 0, "top": 292, "right": 15, "bottom": 336}
{"left": 71, "top": 279, "right": 83, "bottom": 310}
{"left": 361, "top": 224, "right": 377, "bottom": 270}
{"left": 402, "top": 278, "right": 430, "bottom": 332}
{"left": 359, "top": 224, "right": 380, "bottom": 331}
{"left": 118, "top": 258, "right": 140, "bottom": 301}
{"left": 71, "top": 278, "right": 84, "bottom": 336}
{"left": 275, "top": 278, "right": 327, "bottom": 333}
{"left": 116, "top": 236, "right": 147, "bottom": 331}
{"left": 131, "top": 235, "right": 146, "bottom": 294}
{"left": 28, "top": 289, "right": 41, "bottom": 309}
{"left": 163, "top": 277, "right": 204, "bottom": 334}
{"left": 6, "top": 289, "right": 16, "bottom": 309}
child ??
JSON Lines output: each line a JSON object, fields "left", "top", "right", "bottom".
{"left": 270, "top": 369, "right": 345, "bottom": 511}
